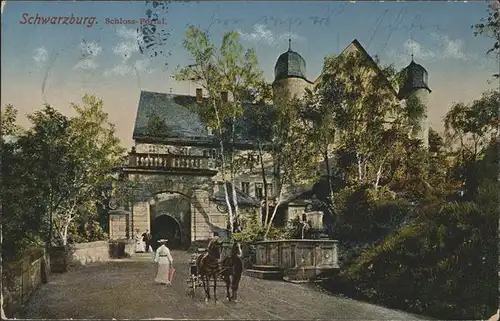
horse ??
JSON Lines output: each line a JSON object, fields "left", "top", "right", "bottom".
{"left": 195, "top": 238, "right": 222, "bottom": 302}
{"left": 220, "top": 241, "right": 243, "bottom": 302}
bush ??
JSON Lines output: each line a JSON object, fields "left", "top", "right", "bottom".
{"left": 233, "top": 213, "right": 286, "bottom": 244}
{"left": 344, "top": 191, "right": 498, "bottom": 319}
{"left": 333, "top": 185, "right": 412, "bottom": 251}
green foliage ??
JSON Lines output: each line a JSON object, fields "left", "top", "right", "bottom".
{"left": 233, "top": 213, "right": 285, "bottom": 243}
{"left": 344, "top": 194, "right": 498, "bottom": 319}
{"left": 174, "top": 25, "right": 263, "bottom": 138}
{"left": 1, "top": 104, "right": 23, "bottom": 136}
{"left": 282, "top": 217, "right": 308, "bottom": 239}
{"left": 473, "top": 1, "right": 500, "bottom": 77}
{"left": 333, "top": 185, "right": 411, "bottom": 245}
{"left": 174, "top": 25, "right": 266, "bottom": 231}
{"left": 310, "top": 51, "right": 415, "bottom": 188}
{"left": 444, "top": 90, "right": 499, "bottom": 199}
{"left": 2, "top": 94, "right": 126, "bottom": 259}
{"left": 338, "top": 118, "right": 498, "bottom": 319}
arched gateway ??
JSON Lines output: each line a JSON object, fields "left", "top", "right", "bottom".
{"left": 149, "top": 191, "right": 191, "bottom": 249}
{"left": 109, "top": 151, "right": 234, "bottom": 247}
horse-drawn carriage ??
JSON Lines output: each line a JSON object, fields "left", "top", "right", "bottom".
{"left": 185, "top": 240, "right": 247, "bottom": 301}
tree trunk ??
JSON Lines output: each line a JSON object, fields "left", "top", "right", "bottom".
{"left": 230, "top": 179, "right": 240, "bottom": 232}
{"left": 324, "top": 149, "right": 333, "bottom": 199}
{"left": 48, "top": 207, "right": 53, "bottom": 247}
{"left": 259, "top": 144, "right": 269, "bottom": 227}
{"left": 212, "top": 96, "right": 234, "bottom": 234}
{"left": 62, "top": 222, "right": 69, "bottom": 246}
{"left": 374, "top": 164, "right": 383, "bottom": 190}
{"left": 264, "top": 188, "right": 284, "bottom": 238}
{"left": 229, "top": 111, "right": 240, "bottom": 231}
{"left": 356, "top": 153, "right": 364, "bottom": 183}
{"left": 374, "top": 156, "right": 388, "bottom": 190}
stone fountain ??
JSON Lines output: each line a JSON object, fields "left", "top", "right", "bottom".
{"left": 248, "top": 208, "right": 339, "bottom": 283}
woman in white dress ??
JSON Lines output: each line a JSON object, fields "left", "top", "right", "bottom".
{"left": 154, "top": 239, "right": 173, "bottom": 285}
{"left": 135, "top": 230, "right": 145, "bottom": 253}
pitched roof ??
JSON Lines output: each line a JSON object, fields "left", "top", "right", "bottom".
{"left": 211, "top": 182, "right": 260, "bottom": 207}
{"left": 313, "top": 39, "right": 399, "bottom": 98}
{"left": 133, "top": 90, "right": 273, "bottom": 144}
{"left": 133, "top": 91, "right": 211, "bottom": 140}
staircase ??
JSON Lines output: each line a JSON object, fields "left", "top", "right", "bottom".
{"left": 245, "top": 264, "right": 283, "bottom": 281}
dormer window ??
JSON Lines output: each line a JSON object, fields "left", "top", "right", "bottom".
{"left": 207, "top": 126, "right": 213, "bottom": 135}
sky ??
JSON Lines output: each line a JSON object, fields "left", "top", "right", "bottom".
{"left": 1, "top": 1, "right": 498, "bottom": 148}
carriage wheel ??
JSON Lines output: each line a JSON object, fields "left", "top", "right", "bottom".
{"left": 189, "top": 275, "right": 196, "bottom": 298}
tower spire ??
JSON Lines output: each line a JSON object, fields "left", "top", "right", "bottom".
{"left": 288, "top": 20, "right": 292, "bottom": 51}
{"left": 411, "top": 33, "right": 415, "bottom": 62}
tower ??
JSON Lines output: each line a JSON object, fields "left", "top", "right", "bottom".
{"left": 272, "top": 38, "right": 312, "bottom": 104}
{"left": 398, "top": 55, "right": 432, "bottom": 148}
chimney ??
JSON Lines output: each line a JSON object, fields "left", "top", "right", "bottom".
{"left": 221, "top": 91, "right": 228, "bottom": 102}
{"left": 196, "top": 88, "right": 202, "bottom": 103}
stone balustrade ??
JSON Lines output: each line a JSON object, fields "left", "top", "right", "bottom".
{"left": 128, "top": 152, "right": 215, "bottom": 170}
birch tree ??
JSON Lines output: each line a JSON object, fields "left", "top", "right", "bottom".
{"left": 315, "top": 51, "right": 410, "bottom": 189}
{"left": 264, "top": 97, "right": 319, "bottom": 237}
{"left": 174, "top": 26, "right": 264, "bottom": 233}
{"left": 17, "top": 95, "right": 125, "bottom": 246}
{"left": 242, "top": 82, "right": 274, "bottom": 226}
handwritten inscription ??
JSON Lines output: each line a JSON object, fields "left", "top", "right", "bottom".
{"left": 203, "top": 5, "right": 445, "bottom": 35}
{"left": 207, "top": 4, "right": 346, "bottom": 28}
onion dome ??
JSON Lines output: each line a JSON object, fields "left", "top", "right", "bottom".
{"left": 397, "top": 56, "right": 431, "bottom": 99}
{"left": 274, "top": 39, "right": 307, "bottom": 82}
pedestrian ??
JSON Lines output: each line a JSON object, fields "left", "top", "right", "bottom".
{"left": 142, "top": 229, "right": 152, "bottom": 253}
{"left": 134, "top": 229, "right": 145, "bottom": 253}
{"left": 154, "top": 239, "right": 173, "bottom": 285}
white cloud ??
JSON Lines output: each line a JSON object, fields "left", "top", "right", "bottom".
{"left": 104, "top": 58, "right": 153, "bottom": 77}
{"left": 105, "top": 26, "right": 151, "bottom": 77}
{"left": 386, "top": 40, "right": 436, "bottom": 66}
{"left": 237, "top": 24, "right": 305, "bottom": 46}
{"left": 403, "top": 39, "right": 436, "bottom": 60}
{"left": 33, "top": 47, "right": 48, "bottom": 66}
{"left": 74, "top": 40, "right": 102, "bottom": 70}
{"left": 113, "top": 27, "right": 142, "bottom": 62}
{"left": 386, "top": 33, "right": 484, "bottom": 67}
{"left": 430, "top": 33, "right": 473, "bottom": 61}
{"left": 74, "top": 58, "right": 98, "bottom": 71}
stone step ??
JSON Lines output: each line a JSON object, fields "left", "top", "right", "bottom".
{"left": 251, "top": 264, "right": 282, "bottom": 272}
{"left": 245, "top": 269, "right": 283, "bottom": 281}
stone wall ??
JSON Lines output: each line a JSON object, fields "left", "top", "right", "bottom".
{"left": 68, "top": 241, "right": 110, "bottom": 267}
{"left": 2, "top": 241, "right": 131, "bottom": 317}
{"left": 132, "top": 201, "right": 150, "bottom": 234}
{"left": 2, "top": 248, "right": 47, "bottom": 318}
{"left": 191, "top": 189, "right": 228, "bottom": 241}
{"left": 273, "top": 77, "right": 312, "bottom": 101}
{"left": 109, "top": 210, "right": 131, "bottom": 240}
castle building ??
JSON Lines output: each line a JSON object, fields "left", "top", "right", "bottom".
{"left": 117, "top": 39, "right": 431, "bottom": 246}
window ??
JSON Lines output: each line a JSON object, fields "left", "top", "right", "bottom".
{"left": 217, "top": 181, "right": 225, "bottom": 193}
{"left": 210, "top": 149, "right": 217, "bottom": 159}
{"left": 266, "top": 183, "right": 273, "bottom": 197}
{"left": 203, "top": 150, "right": 209, "bottom": 157}
{"left": 255, "top": 183, "right": 263, "bottom": 199}
{"left": 241, "top": 182, "right": 250, "bottom": 195}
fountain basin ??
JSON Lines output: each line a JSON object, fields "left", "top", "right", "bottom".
{"left": 252, "top": 239, "right": 340, "bottom": 281}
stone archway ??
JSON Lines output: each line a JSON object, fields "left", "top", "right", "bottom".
{"left": 151, "top": 214, "right": 182, "bottom": 250}
{"left": 149, "top": 191, "right": 191, "bottom": 248}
